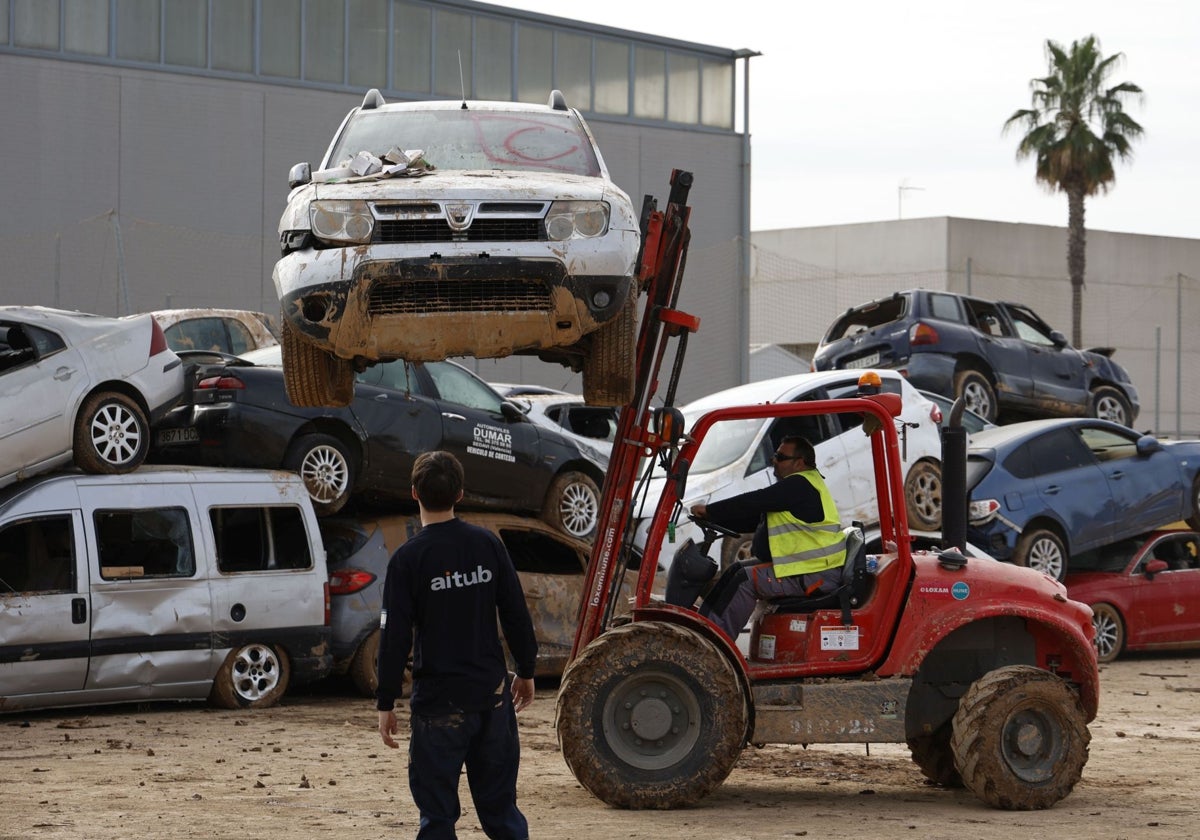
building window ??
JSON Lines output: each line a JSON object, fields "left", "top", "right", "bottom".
{"left": 212, "top": 0, "right": 252, "bottom": 73}
{"left": 555, "top": 31, "right": 590, "bottom": 111}
{"left": 701, "top": 58, "right": 734, "bottom": 129}
{"left": 165, "top": 0, "right": 208, "bottom": 68}
{"left": 594, "top": 38, "right": 629, "bottom": 115}
{"left": 474, "top": 15, "right": 511, "bottom": 101}
{"left": 516, "top": 23, "right": 551, "bottom": 104}
{"left": 261, "top": 0, "right": 300, "bottom": 77}
{"left": 667, "top": 53, "right": 698, "bottom": 124}
{"left": 433, "top": 7, "right": 471, "bottom": 97}
{"left": 305, "top": 0, "right": 345, "bottom": 84}
{"left": 633, "top": 46, "right": 664, "bottom": 120}
{"left": 117, "top": 0, "right": 160, "bottom": 62}
{"left": 14, "top": 0, "right": 59, "bottom": 50}
{"left": 65, "top": 0, "right": 109, "bottom": 57}
{"left": 348, "top": 0, "right": 386, "bottom": 88}
{"left": 392, "top": 0, "right": 430, "bottom": 93}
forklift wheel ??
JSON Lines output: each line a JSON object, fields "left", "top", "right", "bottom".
{"left": 907, "top": 721, "right": 963, "bottom": 788}
{"left": 950, "top": 665, "right": 1090, "bottom": 810}
{"left": 556, "top": 621, "right": 746, "bottom": 809}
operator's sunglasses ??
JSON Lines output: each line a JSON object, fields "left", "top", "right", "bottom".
{"left": 772, "top": 451, "right": 800, "bottom": 462}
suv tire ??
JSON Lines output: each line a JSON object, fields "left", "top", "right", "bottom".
{"left": 583, "top": 295, "right": 636, "bottom": 407}
{"left": 954, "top": 369, "right": 997, "bottom": 422}
{"left": 281, "top": 318, "right": 354, "bottom": 408}
{"left": 1089, "top": 385, "right": 1132, "bottom": 426}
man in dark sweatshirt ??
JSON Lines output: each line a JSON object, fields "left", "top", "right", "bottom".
{"left": 376, "top": 450, "right": 538, "bottom": 840}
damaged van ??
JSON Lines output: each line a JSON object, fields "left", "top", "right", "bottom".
{"left": 0, "top": 467, "right": 331, "bottom": 713}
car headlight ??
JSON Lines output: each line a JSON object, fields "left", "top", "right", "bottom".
{"left": 310, "top": 200, "right": 374, "bottom": 244}
{"left": 545, "top": 201, "right": 610, "bottom": 241}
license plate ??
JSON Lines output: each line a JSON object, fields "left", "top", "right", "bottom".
{"left": 157, "top": 427, "right": 199, "bottom": 445}
{"left": 844, "top": 352, "right": 880, "bottom": 369}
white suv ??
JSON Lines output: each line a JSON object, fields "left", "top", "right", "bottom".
{"left": 273, "top": 90, "right": 639, "bottom": 408}
{"left": 633, "top": 370, "right": 946, "bottom": 568}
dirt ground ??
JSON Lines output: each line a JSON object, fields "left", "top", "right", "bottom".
{"left": 3, "top": 654, "right": 1199, "bottom": 840}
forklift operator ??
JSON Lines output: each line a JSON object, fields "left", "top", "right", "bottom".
{"left": 690, "top": 435, "right": 847, "bottom": 639}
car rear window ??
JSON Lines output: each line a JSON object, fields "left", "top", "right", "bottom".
{"left": 824, "top": 296, "right": 907, "bottom": 341}
{"left": 328, "top": 109, "right": 601, "bottom": 176}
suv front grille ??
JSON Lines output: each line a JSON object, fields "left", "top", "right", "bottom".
{"left": 375, "top": 218, "right": 543, "bottom": 243}
{"left": 368, "top": 277, "right": 552, "bottom": 315}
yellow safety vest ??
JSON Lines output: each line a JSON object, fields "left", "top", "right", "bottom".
{"left": 767, "top": 469, "right": 846, "bottom": 579}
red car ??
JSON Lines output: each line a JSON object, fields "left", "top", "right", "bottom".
{"left": 1065, "top": 530, "right": 1200, "bottom": 663}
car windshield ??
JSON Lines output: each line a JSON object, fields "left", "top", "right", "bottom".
{"left": 684, "top": 412, "right": 764, "bottom": 476}
{"left": 327, "top": 109, "right": 601, "bottom": 176}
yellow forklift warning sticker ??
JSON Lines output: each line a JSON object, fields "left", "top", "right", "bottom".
{"left": 820, "top": 626, "right": 860, "bottom": 650}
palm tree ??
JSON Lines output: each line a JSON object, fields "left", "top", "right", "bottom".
{"left": 1004, "top": 35, "right": 1144, "bottom": 347}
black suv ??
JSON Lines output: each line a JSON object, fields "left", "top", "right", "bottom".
{"left": 812, "top": 290, "right": 1138, "bottom": 426}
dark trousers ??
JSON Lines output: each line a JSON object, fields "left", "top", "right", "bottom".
{"left": 408, "top": 691, "right": 528, "bottom": 840}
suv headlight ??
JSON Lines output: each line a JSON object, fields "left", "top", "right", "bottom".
{"left": 545, "top": 201, "right": 609, "bottom": 241}
{"left": 310, "top": 200, "right": 374, "bottom": 244}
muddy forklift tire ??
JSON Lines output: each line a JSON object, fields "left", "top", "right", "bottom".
{"left": 281, "top": 317, "right": 355, "bottom": 408}
{"left": 556, "top": 621, "right": 746, "bottom": 809}
{"left": 582, "top": 295, "right": 636, "bottom": 407}
{"left": 907, "top": 722, "right": 963, "bottom": 788}
{"left": 950, "top": 665, "right": 1089, "bottom": 810}
{"left": 209, "top": 643, "right": 290, "bottom": 709}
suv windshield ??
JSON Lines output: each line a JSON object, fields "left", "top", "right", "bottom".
{"left": 327, "top": 109, "right": 601, "bottom": 177}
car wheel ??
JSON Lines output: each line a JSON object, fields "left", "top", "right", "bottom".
{"left": 73, "top": 391, "right": 150, "bottom": 474}
{"left": 1186, "top": 476, "right": 1200, "bottom": 531}
{"left": 557, "top": 621, "right": 747, "bottom": 808}
{"left": 543, "top": 470, "right": 600, "bottom": 539}
{"left": 953, "top": 369, "right": 997, "bottom": 423}
{"left": 719, "top": 533, "right": 754, "bottom": 570}
{"left": 950, "top": 665, "right": 1090, "bottom": 810}
{"left": 1014, "top": 527, "right": 1067, "bottom": 581}
{"left": 285, "top": 433, "right": 355, "bottom": 517}
{"left": 1089, "top": 386, "right": 1132, "bottom": 426}
{"left": 349, "top": 629, "right": 380, "bottom": 697}
{"left": 209, "top": 643, "right": 290, "bottom": 709}
{"left": 1090, "top": 603, "right": 1124, "bottom": 664}
{"left": 281, "top": 317, "right": 354, "bottom": 408}
{"left": 582, "top": 295, "right": 637, "bottom": 407}
{"left": 904, "top": 459, "right": 942, "bottom": 530}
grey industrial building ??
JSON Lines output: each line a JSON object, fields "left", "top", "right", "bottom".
{"left": 0, "top": 0, "right": 754, "bottom": 402}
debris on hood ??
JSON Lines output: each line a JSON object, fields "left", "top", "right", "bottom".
{"left": 312, "top": 149, "right": 435, "bottom": 184}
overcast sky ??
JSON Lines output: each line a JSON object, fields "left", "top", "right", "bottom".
{"left": 499, "top": 0, "right": 1197, "bottom": 239}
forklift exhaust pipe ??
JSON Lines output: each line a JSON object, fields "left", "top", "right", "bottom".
{"left": 940, "top": 398, "right": 968, "bottom": 553}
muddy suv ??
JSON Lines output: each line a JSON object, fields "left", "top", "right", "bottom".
{"left": 273, "top": 90, "right": 639, "bottom": 409}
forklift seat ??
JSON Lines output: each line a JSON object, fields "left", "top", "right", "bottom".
{"left": 766, "top": 522, "right": 870, "bottom": 625}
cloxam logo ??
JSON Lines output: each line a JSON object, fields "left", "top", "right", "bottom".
{"left": 430, "top": 565, "right": 493, "bottom": 591}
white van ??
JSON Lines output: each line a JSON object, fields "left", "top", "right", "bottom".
{"left": 0, "top": 467, "right": 331, "bottom": 713}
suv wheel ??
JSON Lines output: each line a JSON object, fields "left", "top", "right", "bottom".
{"left": 281, "top": 318, "right": 354, "bottom": 408}
{"left": 954, "top": 369, "right": 997, "bottom": 422}
{"left": 582, "top": 296, "right": 636, "bottom": 407}
{"left": 1089, "top": 385, "right": 1132, "bottom": 426}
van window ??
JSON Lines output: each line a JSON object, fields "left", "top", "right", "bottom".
{"left": 95, "top": 508, "right": 195, "bottom": 578}
{"left": 211, "top": 506, "right": 313, "bottom": 572}
{"left": 0, "top": 515, "right": 75, "bottom": 593}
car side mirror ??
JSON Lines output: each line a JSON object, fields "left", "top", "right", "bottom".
{"left": 1144, "top": 558, "right": 1169, "bottom": 578}
{"left": 1049, "top": 330, "right": 1069, "bottom": 348}
{"left": 288, "top": 162, "right": 312, "bottom": 189}
{"left": 500, "top": 401, "right": 524, "bottom": 422}
{"left": 1135, "top": 434, "right": 1162, "bottom": 456}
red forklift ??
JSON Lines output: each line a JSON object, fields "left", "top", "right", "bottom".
{"left": 555, "top": 170, "right": 1099, "bottom": 811}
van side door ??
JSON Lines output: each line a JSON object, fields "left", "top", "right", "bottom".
{"left": 78, "top": 484, "right": 217, "bottom": 699}
{"left": 0, "top": 513, "right": 89, "bottom": 700}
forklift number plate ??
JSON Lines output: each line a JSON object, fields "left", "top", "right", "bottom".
{"left": 820, "top": 626, "right": 860, "bottom": 650}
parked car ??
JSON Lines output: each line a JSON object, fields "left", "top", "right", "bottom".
{"left": 0, "top": 306, "right": 184, "bottom": 490}
{"left": 490, "top": 383, "right": 573, "bottom": 398}
{"left": 967, "top": 419, "right": 1200, "bottom": 580}
{"left": 0, "top": 466, "right": 332, "bottom": 713}
{"left": 631, "top": 369, "right": 947, "bottom": 567}
{"left": 919, "top": 389, "right": 995, "bottom": 433}
{"left": 151, "top": 345, "right": 605, "bottom": 538}
{"left": 1066, "top": 530, "right": 1200, "bottom": 663}
{"left": 149, "top": 308, "right": 279, "bottom": 356}
{"left": 813, "top": 289, "right": 1139, "bottom": 426}
{"left": 273, "top": 89, "right": 640, "bottom": 408}
{"left": 510, "top": 392, "right": 620, "bottom": 457}
{"left": 321, "top": 511, "right": 650, "bottom": 696}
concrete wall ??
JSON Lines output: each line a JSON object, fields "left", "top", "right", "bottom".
{"left": 1, "top": 52, "right": 745, "bottom": 404}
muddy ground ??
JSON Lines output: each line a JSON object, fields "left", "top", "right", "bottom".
{"left": 3, "top": 655, "right": 1198, "bottom": 840}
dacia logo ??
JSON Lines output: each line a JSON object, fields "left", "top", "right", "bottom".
{"left": 445, "top": 203, "right": 474, "bottom": 231}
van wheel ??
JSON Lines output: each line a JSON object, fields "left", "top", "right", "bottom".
{"left": 281, "top": 317, "right": 354, "bottom": 408}
{"left": 285, "top": 433, "right": 355, "bottom": 516}
{"left": 954, "top": 369, "right": 997, "bottom": 423}
{"left": 904, "top": 459, "right": 942, "bottom": 530}
{"left": 73, "top": 391, "right": 149, "bottom": 474}
{"left": 583, "top": 295, "right": 637, "bottom": 407}
{"left": 210, "top": 643, "right": 290, "bottom": 709}
{"left": 543, "top": 470, "right": 600, "bottom": 539}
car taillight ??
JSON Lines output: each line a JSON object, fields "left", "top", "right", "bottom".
{"left": 909, "top": 322, "right": 939, "bottom": 346}
{"left": 149, "top": 319, "right": 169, "bottom": 356}
{"left": 329, "top": 568, "right": 376, "bottom": 595}
{"left": 968, "top": 498, "right": 1001, "bottom": 523}
{"left": 197, "top": 375, "right": 246, "bottom": 390}
{"left": 929, "top": 403, "right": 943, "bottom": 424}
{"left": 324, "top": 581, "right": 331, "bottom": 626}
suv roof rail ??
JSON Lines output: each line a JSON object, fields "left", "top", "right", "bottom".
{"left": 361, "top": 88, "right": 386, "bottom": 110}
{"left": 547, "top": 89, "right": 567, "bottom": 111}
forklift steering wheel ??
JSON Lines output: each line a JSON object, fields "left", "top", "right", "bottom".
{"left": 687, "top": 515, "right": 741, "bottom": 541}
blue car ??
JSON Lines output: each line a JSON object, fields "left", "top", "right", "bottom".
{"left": 966, "top": 418, "right": 1200, "bottom": 580}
